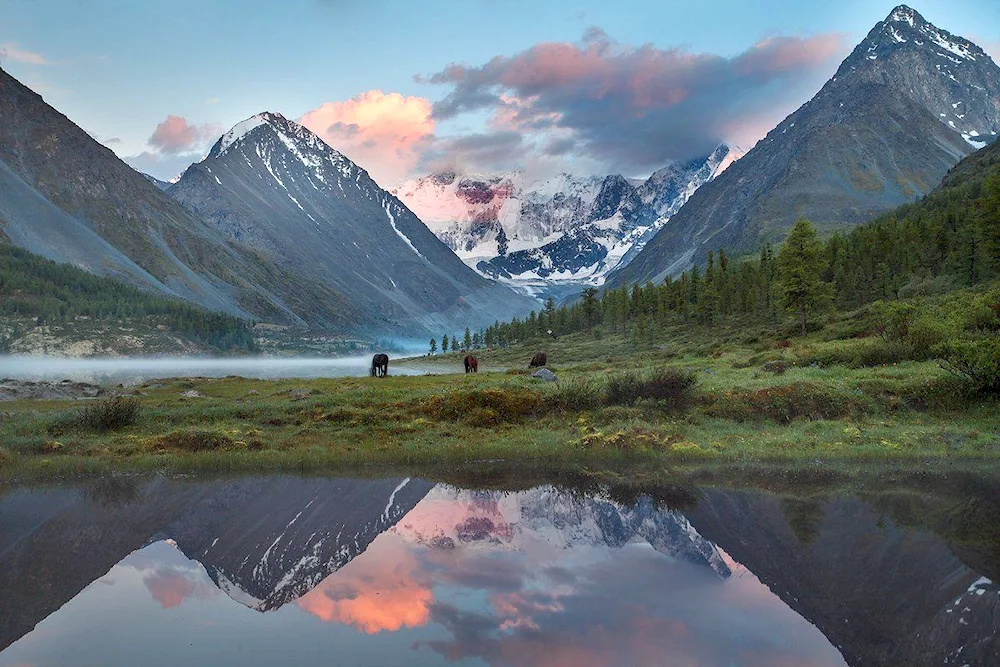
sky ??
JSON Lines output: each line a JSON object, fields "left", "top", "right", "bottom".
{"left": 2, "top": 0, "right": 999, "bottom": 185}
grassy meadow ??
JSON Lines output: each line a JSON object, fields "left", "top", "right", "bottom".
{"left": 2, "top": 291, "right": 998, "bottom": 482}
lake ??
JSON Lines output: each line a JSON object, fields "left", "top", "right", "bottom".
{"left": 0, "top": 468, "right": 997, "bottom": 666}
{"left": 0, "top": 355, "right": 434, "bottom": 386}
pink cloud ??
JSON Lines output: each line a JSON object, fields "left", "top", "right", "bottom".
{"left": 299, "top": 90, "right": 435, "bottom": 185}
{"left": 423, "top": 29, "right": 848, "bottom": 172}
{"left": 148, "top": 115, "right": 221, "bottom": 154}
{"left": 733, "top": 34, "right": 845, "bottom": 76}
{"left": 142, "top": 568, "right": 217, "bottom": 609}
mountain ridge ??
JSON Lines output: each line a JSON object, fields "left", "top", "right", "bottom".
{"left": 608, "top": 4, "right": 1000, "bottom": 288}
{"left": 394, "top": 145, "right": 735, "bottom": 299}
{"left": 168, "top": 112, "right": 536, "bottom": 333}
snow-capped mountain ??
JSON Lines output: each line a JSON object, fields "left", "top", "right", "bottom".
{"left": 611, "top": 4, "right": 1000, "bottom": 287}
{"left": 158, "top": 482, "right": 729, "bottom": 614}
{"left": 393, "top": 485, "right": 732, "bottom": 577}
{"left": 167, "top": 112, "right": 535, "bottom": 332}
{"left": 167, "top": 477, "right": 435, "bottom": 612}
{"left": 392, "top": 145, "right": 735, "bottom": 299}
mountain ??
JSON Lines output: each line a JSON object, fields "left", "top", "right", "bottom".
{"left": 394, "top": 485, "right": 732, "bottom": 577}
{"left": 0, "top": 66, "right": 352, "bottom": 327}
{"left": 166, "top": 477, "right": 434, "bottom": 611}
{"left": 168, "top": 113, "right": 536, "bottom": 332}
{"left": 140, "top": 172, "right": 172, "bottom": 191}
{"left": 0, "top": 476, "right": 434, "bottom": 649}
{"left": 393, "top": 145, "right": 734, "bottom": 299}
{"left": 688, "top": 487, "right": 1000, "bottom": 667}
{"left": 609, "top": 5, "right": 1000, "bottom": 287}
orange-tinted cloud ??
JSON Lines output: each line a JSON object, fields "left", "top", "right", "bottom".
{"left": 299, "top": 90, "right": 435, "bottom": 185}
{"left": 142, "top": 568, "right": 216, "bottom": 609}
{"left": 296, "top": 541, "right": 433, "bottom": 634}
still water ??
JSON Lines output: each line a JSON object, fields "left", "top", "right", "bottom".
{"left": 0, "top": 355, "right": 430, "bottom": 385}
{"left": 0, "top": 471, "right": 997, "bottom": 666}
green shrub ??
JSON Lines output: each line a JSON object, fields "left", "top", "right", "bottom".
{"left": 936, "top": 339, "right": 1000, "bottom": 394}
{"left": 872, "top": 301, "right": 918, "bottom": 344}
{"left": 75, "top": 396, "right": 142, "bottom": 432}
{"left": 962, "top": 291, "right": 1000, "bottom": 332}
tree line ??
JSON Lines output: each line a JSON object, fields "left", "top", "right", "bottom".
{"left": 471, "top": 165, "right": 1000, "bottom": 346}
{"left": 0, "top": 243, "right": 257, "bottom": 353}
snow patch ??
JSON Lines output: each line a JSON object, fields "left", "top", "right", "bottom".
{"left": 216, "top": 115, "right": 270, "bottom": 156}
{"left": 384, "top": 201, "right": 425, "bottom": 259}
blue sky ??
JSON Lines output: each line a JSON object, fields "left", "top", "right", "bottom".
{"left": 2, "top": 0, "right": 999, "bottom": 183}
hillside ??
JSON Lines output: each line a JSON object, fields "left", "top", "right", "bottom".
{"left": 0, "top": 242, "right": 256, "bottom": 355}
{"left": 168, "top": 113, "right": 536, "bottom": 334}
{"left": 0, "top": 66, "right": 360, "bottom": 328}
{"left": 610, "top": 5, "right": 1000, "bottom": 287}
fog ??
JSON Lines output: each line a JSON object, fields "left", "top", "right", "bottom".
{"left": 0, "top": 355, "right": 430, "bottom": 386}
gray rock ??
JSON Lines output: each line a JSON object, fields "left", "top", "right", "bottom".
{"left": 531, "top": 368, "right": 558, "bottom": 383}
{"left": 0, "top": 379, "right": 105, "bottom": 401}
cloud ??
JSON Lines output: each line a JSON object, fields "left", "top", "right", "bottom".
{"left": 122, "top": 114, "right": 223, "bottom": 180}
{"left": 148, "top": 115, "right": 221, "bottom": 155}
{"left": 296, "top": 539, "right": 434, "bottom": 634}
{"left": 0, "top": 43, "right": 52, "bottom": 66}
{"left": 420, "top": 28, "right": 846, "bottom": 173}
{"left": 299, "top": 90, "right": 435, "bottom": 185}
{"left": 142, "top": 567, "right": 217, "bottom": 609}
{"left": 123, "top": 150, "right": 199, "bottom": 182}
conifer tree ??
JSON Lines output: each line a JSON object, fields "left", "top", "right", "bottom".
{"left": 777, "top": 218, "right": 832, "bottom": 336}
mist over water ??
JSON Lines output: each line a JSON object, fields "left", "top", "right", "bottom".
{"left": 0, "top": 355, "right": 427, "bottom": 386}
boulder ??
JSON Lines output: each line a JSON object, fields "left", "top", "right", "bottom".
{"left": 531, "top": 368, "right": 557, "bottom": 383}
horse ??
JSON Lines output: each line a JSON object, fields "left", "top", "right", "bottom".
{"left": 463, "top": 355, "right": 478, "bottom": 374}
{"left": 370, "top": 353, "right": 389, "bottom": 378}
{"left": 529, "top": 351, "right": 547, "bottom": 368}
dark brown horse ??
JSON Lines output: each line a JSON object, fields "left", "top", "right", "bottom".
{"left": 529, "top": 351, "right": 547, "bottom": 368}
{"left": 370, "top": 353, "right": 389, "bottom": 378}
{"left": 463, "top": 355, "right": 478, "bottom": 373}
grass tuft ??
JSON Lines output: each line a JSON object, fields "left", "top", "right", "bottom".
{"left": 75, "top": 396, "right": 142, "bottom": 432}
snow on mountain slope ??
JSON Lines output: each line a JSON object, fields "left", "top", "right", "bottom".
{"left": 168, "top": 112, "right": 536, "bottom": 332}
{"left": 393, "top": 485, "right": 731, "bottom": 577}
{"left": 168, "top": 477, "right": 435, "bottom": 612}
{"left": 393, "top": 146, "right": 735, "bottom": 299}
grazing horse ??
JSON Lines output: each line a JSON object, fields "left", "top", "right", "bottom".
{"left": 370, "top": 353, "right": 389, "bottom": 378}
{"left": 464, "top": 355, "right": 479, "bottom": 373}
{"left": 529, "top": 351, "right": 547, "bottom": 368}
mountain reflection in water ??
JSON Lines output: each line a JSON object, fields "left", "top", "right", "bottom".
{"left": 0, "top": 472, "right": 997, "bottom": 667}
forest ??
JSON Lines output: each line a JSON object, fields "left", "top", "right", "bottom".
{"left": 0, "top": 242, "right": 257, "bottom": 353}
{"left": 450, "top": 153, "right": 1000, "bottom": 394}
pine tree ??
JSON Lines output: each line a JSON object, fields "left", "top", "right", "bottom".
{"left": 463, "top": 327, "right": 472, "bottom": 350}
{"left": 580, "top": 288, "right": 599, "bottom": 330}
{"left": 777, "top": 218, "right": 832, "bottom": 336}
{"left": 441, "top": 335, "right": 449, "bottom": 353}
{"left": 429, "top": 338, "right": 437, "bottom": 355}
